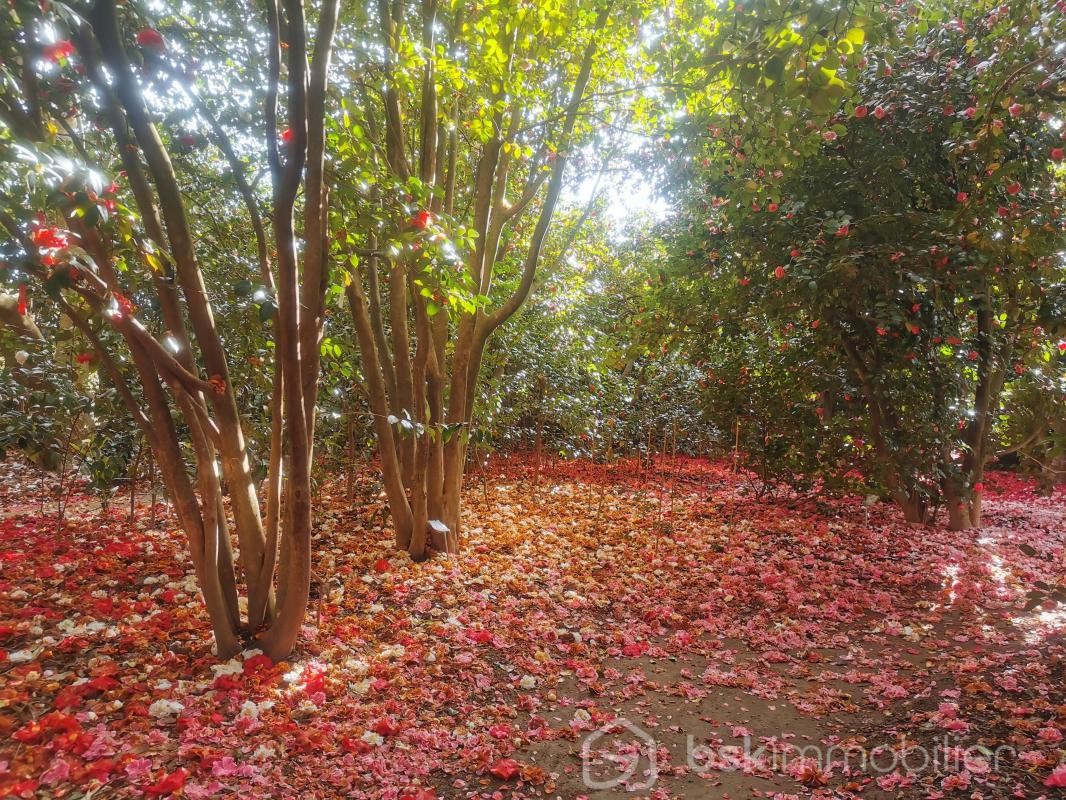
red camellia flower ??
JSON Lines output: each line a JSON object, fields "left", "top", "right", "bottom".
{"left": 45, "top": 40, "right": 75, "bottom": 63}
{"left": 113, "top": 292, "right": 135, "bottom": 317}
{"left": 411, "top": 210, "right": 432, "bottom": 230}
{"left": 1007, "top": 102, "right": 1023, "bottom": 117}
{"left": 243, "top": 653, "right": 274, "bottom": 675}
{"left": 956, "top": 191, "right": 967, "bottom": 202}
{"left": 1051, "top": 147, "right": 1064, "bottom": 161}
{"left": 136, "top": 28, "right": 166, "bottom": 51}
{"left": 31, "top": 225, "right": 69, "bottom": 250}
{"left": 1006, "top": 181, "right": 1021, "bottom": 196}
{"left": 773, "top": 266, "right": 786, "bottom": 279}
{"left": 767, "top": 202, "right": 778, "bottom": 212}
{"left": 873, "top": 106, "right": 886, "bottom": 119}
{"left": 489, "top": 759, "right": 521, "bottom": 781}
{"left": 997, "top": 206, "right": 1009, "bottom": 218}
{"left": 75, "top": 352, "right": 93, "bottom": 365}
{"left": 280, "top": 127, "right": 294, "bottom": 143}
{"left": 372, "top": 717, "right": 401, "bottom": 737}
{"left": 17, "top": 285, "right": 27, "bottom": 316}
{"left": 738, "top": 276, "right": 750, "bottom": 286}
{"left": 142, "top": 768, "right": 187, "bottom": 796}
{"left": 853, "top": 105, "right": 868, "bottom": 118}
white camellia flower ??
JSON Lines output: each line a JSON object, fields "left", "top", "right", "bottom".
{"left": 14, "top": 350, "right": 29, "bottom": 365}
{"left": 8, "top": 649, "right": 36, "bottom": 664}
{"left": 520, "top": 675, "right": 537, "bottom": 690}
{"left": 345, "top": 658, "right": 370, "bottom": 676}
{"left": 147, "top": 699, "right": 184, "bottom": 720}
{"left": 349, "top": 679, "right": 371, "bottom": 696}
{"left": 212, "top": 659, "right": 243, "bottom": 678}
{"left": 238, "top": 699, "right": 274, "bottom": 721}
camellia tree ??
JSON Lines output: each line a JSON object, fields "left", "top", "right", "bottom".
{"left": 659, "top": 0, "right": 1065, "bottom": 527}
{"left": 997, "top": 368, "right": 1066, "bottom": 494}
{"left": 476, "top": 213, "right": 712, "bottom": 463}
{"left": 326, "top": 0, "right": 657, "bottom": 558}
{"left": 0, "top": 0, "right": 341, "bottom": 658}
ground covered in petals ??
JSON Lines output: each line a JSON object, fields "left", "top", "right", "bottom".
{"left": 1, "top": 458, "right": 1063, "bottom": 800}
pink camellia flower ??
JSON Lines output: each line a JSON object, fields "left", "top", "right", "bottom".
{"left": 1018, "top": 751, "right": 1046, "bottom": 766}
{"left": 942, "top": 770, "right": 971, "bottom": 791}
{"left": 40, "top": 758, "right": 71, "bottom": 786}
{"left": 1045, "top": 764, "right": 1066, "bottom": 788}
{"left": 1038, "top": 726, "right": 1063, "bottom": 743}
{"left": 125, "top": 758, "right": 153, "bottom": 781}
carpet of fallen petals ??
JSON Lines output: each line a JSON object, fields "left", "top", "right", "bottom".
{"left": 0, "top": 456, "right": 1063, "bottom": 800}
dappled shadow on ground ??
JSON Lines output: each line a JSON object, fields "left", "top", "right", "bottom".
{"left": 0, "top": 458, "right": 1062, "bottom": 799}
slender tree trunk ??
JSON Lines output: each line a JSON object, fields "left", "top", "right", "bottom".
{"left": 346, "top": 278, "right": 414, "bottom": 546}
